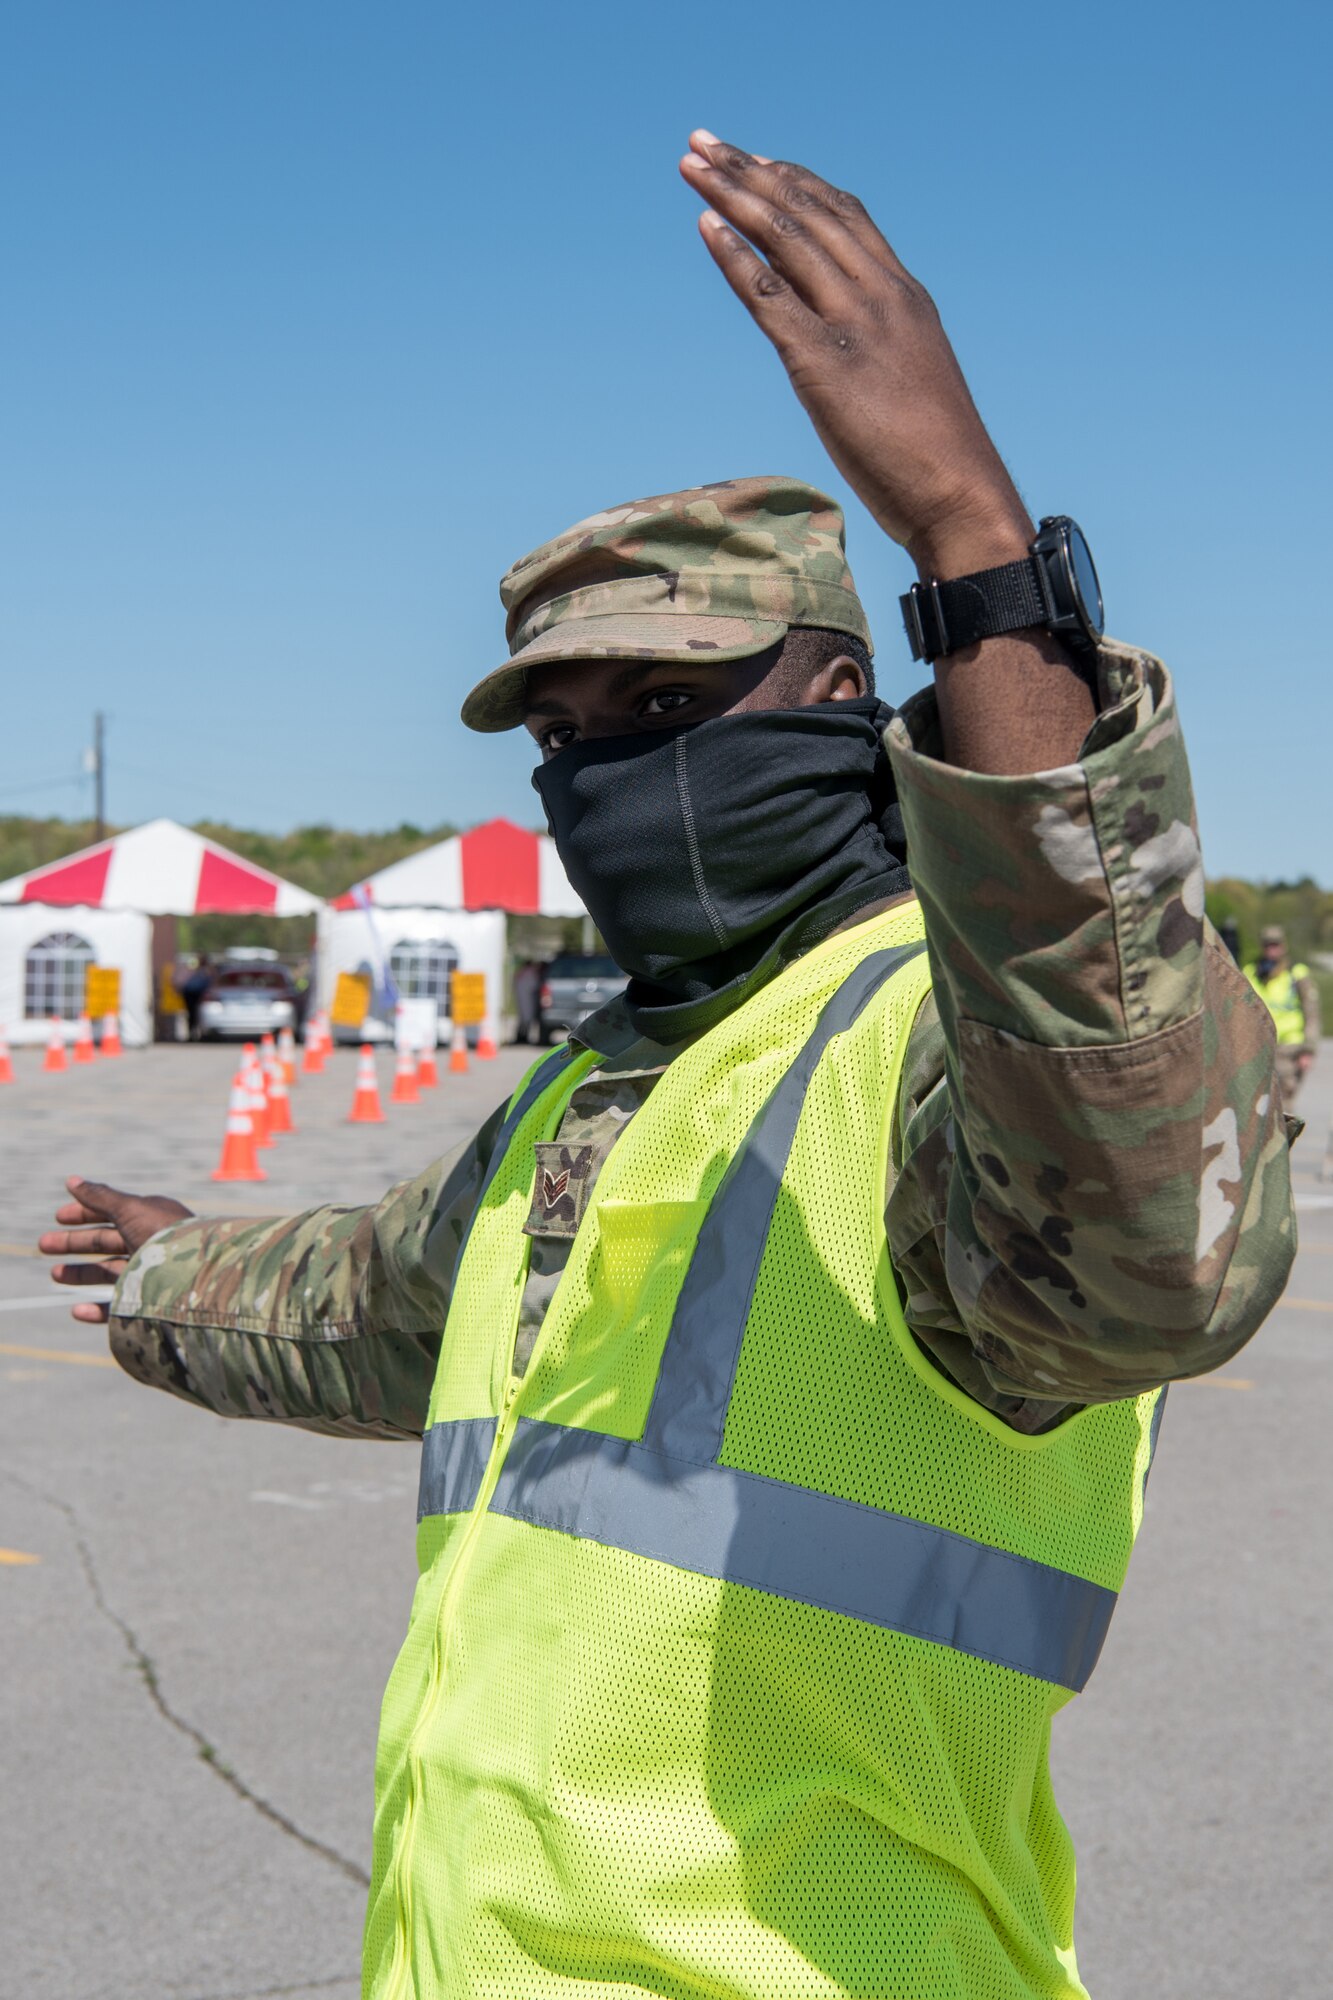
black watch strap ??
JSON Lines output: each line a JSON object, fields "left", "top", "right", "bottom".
{"left": 900, "top": 556, "right": 1048, "bottom": 663}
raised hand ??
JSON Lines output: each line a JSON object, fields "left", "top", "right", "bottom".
{"left": 39, "top": 1177, "right": 194, "bottom": 1324}
{"left": 678, "top": 131, "right": 1032, "bottom": 581}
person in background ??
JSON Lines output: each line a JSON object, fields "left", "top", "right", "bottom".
{"left": 291, "top": 958, "right": 312, "bottom": 1034}
{"left": 512, "top": 958, "right": 542, "bottom": 1044}
{"left": 178, "top": 954, "right": 212, "bottom": 1043}
{"left": 1244, "top": 923, "right": 1321, "bottom": 1108}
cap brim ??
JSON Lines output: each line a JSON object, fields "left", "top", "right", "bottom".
{"left": 460, "top": 613, "right": 789, "bottom": 733}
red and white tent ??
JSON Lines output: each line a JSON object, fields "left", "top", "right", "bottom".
{"left": 0, "top": 819, "right": 321, "bottom": 1049}
{"left": 331, "top": 817, "right": 583, "bottom": 917}
{"left": 0, "top": 817, "right": 321, "bottom": 916}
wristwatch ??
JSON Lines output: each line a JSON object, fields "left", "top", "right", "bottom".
{"left": 899, "top": 516, "right": 1104, "bottom": 663}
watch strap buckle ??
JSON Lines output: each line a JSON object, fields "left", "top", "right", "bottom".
{"left": 900, "top": 577, "right": 949, "bottom": 663}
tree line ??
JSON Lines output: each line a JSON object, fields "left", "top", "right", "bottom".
{"left": 3, "top": 815, "right": 1330, "bottom": 1002}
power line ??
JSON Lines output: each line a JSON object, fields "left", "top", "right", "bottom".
{"left": 0, "top": 773, "right": 85, "bottom": 802}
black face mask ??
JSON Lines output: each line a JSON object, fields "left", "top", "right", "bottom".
{"left": 532, "top": 696, "right": 910, "bottom": 1041}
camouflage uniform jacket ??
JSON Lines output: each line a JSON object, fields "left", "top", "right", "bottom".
{"left": 111, "top": 641, "right": 1296, "bottom": 1436}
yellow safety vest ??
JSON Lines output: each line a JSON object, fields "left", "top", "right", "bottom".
{"left": 365, "top": 901, "right": 1162, "bottom": 2000}
{"left": 1244, "top": 961, "right": 1311, "bottom": 1046}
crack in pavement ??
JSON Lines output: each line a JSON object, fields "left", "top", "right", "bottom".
{"left": 1, "top": 1465, "right": 371, "bottom": 1890}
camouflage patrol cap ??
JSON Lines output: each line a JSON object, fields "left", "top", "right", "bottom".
{"left": 1260, "top": 925, "right": 1286, "bottom": 946}
{"left": 461, "top": 475, "right": 872, "bottom": 733}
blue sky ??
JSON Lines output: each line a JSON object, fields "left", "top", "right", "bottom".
{"left": 2, "top": 1, "right": 1329, "bottom": 881}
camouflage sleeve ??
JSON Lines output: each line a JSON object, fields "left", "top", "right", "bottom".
{"left": 884, "top": 637, "right": 1296, "bottom": 1419}
{"left": 107, "top": 1100, "right": 506, "bottom": 1440}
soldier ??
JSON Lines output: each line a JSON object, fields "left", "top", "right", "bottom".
{"left": 1243, "top": 923, "right": 1321, "bottom": 1108}
{"left": 40, "top": 134, "right": 1295, "bottom": 2000}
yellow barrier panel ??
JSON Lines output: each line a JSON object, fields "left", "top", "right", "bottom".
{"left": 451, "top": 972, "right": 486, "bottom": 1025}
{"left": 85, "top": 966, "right": 122, "bottom": 1016}
{"left": 331, "top": 971, "right": 372, "bottom": 1028}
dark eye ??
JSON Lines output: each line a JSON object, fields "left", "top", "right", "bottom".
{"left": 640, "top": 688, "right": 693, "bottom": 717}
{"left": 539, "top": 722, "right": 579, "bottom": 756}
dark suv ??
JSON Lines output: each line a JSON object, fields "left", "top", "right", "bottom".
{"left": 540, "top": 954, "right": 627, "bottom": 1039}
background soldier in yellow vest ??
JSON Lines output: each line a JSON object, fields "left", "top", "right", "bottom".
{"left": 39, "top": 134, "right": 1295, "bottom": 1999}
{"left": 1243, "top": 923, "right": 1320, "bottom": 1108}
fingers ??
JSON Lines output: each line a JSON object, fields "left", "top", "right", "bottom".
{"left": 44, "top": 1177, "right": 138, "bottom": 1251}
{"left": 682, "top": 131, "right": 907, "bottom": 287}
{"left": 71, "top": 1300, "right": 111, "bottom": 1325}
{"left": 50, "top": 1259, "right": 125, "bottom": 1288}
{"left": 65, "top": 1175, "right": 130, "bottom": 1219}
{"left": 40, "top": 1224, "right": 129, "bottom": 1258}
{"left": 51, "top": 1202, "right": 105, "bottom": 1227}
{"left": 682, "top": 149, "right": 857, "bottom": 319}
{"left": 694, "top": 207, "right": 821, "bottom": 355}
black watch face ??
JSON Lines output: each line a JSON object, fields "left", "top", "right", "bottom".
{"left": 1068, "top": 524, "right": 1104, "bottom": 638}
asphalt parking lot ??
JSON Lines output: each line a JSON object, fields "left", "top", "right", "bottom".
{"left": 1, "top": 1039, "right": 1329, "bottom": 1998}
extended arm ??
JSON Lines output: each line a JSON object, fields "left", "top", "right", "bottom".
{"left": 41, "top": 1105, "right": 505, "bottom": 1439}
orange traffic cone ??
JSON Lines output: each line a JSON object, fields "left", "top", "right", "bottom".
{"left": 212, "top": 1070, "right": 267, "bottom": 1181}
{"left": 244, "top": 1047, "right": 273, "bottom": 1148}
{"left": 73, "top": 1015, "right": 96, "bottom": 1064}
{"left": 348, "top": 1044, "right": 386, "bottom": 1123}
{"left": 100, "top": 1013, "right": 122, "bottom": 1057}
{"left": 278, "top": 1025, "right": 297, "bottom": 1085}
{"left": 475, "top": 1029, "right": 498, "bottom": 1060}
{"left": 260, "top": 1031, "right": 277, "bottom": 1074}
{"left": 267, "top": 1060, "right": 295, "bottom": 1135}
{"left": 0, "top": 1026, "right": 12, "bottom": 1085}
{"left": 43, "top": 1019, "right": 67, "bottom": 1073}
{"left": 302, "top": 1020, "right": 325, "bottom": 1074}
{"left": 391, "top": 1044, "right": 420, "bottom": 1105}
{"left": 448, "top": 1023, "right": 469, "bottom": 1074}
{"left": 417, "top": 1039, "right": 439, "bottom": 1088}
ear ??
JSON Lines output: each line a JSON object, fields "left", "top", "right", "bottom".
{"left": 812, "top": 653, "right": 868, "bottom": 703}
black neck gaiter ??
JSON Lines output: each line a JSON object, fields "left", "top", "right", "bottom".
{"left": 531, "top": 696, "right": 911, "bottom": 1042}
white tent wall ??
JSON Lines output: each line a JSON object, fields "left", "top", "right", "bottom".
{"left": 317, "top": 905, "right": 506, "bottom": 1048}
{"left": 0, "top": 905, "right": 153, "bottom": 1047}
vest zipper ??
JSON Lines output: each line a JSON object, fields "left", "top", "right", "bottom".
{"left": 383, "top": 1061, "right": 592, "bottom": 1999}
{"left": 382, "top": 1370, "right": 527, "bottom": 1997}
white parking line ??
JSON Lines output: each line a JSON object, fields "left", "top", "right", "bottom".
{"left": 0, "top": 1291, "right": 113, "bottom": 1312}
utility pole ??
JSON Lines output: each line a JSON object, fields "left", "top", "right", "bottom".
{"left": 92, "top": 711, "right": 106, "bottom": 841}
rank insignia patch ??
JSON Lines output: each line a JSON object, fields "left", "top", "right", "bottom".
{"left": 524, "top": 1142, "right": 594, "bottom": 1238}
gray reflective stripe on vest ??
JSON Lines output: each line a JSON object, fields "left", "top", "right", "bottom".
{"left": 417, "top": 1414, "right": 497, "bottom": 1520}
{"left": 643, "top": 939, "right": 927, "bottom": 1464}
{"left": 417, "top": 1414, "right": 1116, "bottom": 1692}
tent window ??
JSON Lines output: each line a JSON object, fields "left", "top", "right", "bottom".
{"left": 25, "top": 931, "right": 96, "bottom": 1020}
{"left": 390, "top": 938, "right": 458, "bottom": 1005}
